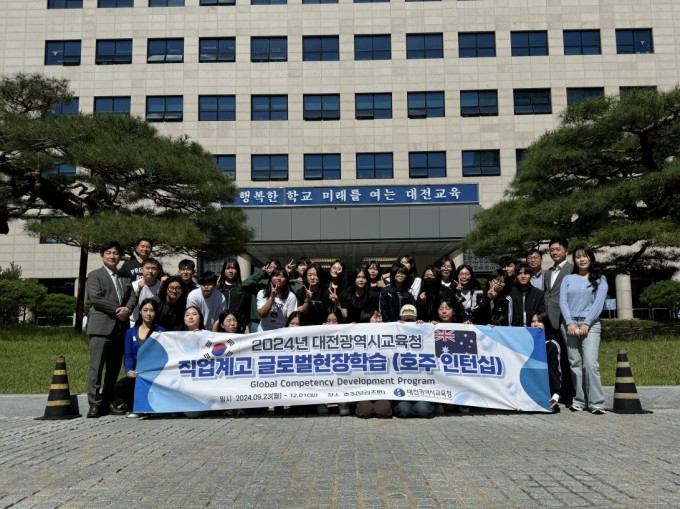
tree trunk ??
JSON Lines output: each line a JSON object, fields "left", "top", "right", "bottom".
{"left": 74, "top": 241, "right": 89, "bottom": 332}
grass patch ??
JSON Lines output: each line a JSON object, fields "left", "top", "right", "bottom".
{"left": 1, "top": 325, "right": 679, "bottom": 393}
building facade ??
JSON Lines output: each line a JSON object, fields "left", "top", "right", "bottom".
{"left": 1, "top": 0, "right": 678, "bottom": 291}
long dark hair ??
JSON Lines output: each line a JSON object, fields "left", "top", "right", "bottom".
{"left": 215, "top": 310, "right": 241, "bottom": 333}
{"left": 219, "top": 257, "right": 242, "bottom": 289}
{"left": 398, "top": 254, "right": 417, "bottom": 279}
{"left": 157, "top": 275, "right": 185, "bottom": 303}
{"left": 571, "top": 247, "right": 602, "bottom": 292}
{"left": 456, "top": 264, "right": 480, "bottom": 290}
{"left": 365, "top": 260, "right": 383, "bottom": 284}
{"left": 389, "top": 263, "right": 413, "bottom": 291}
{"left": 134, "top": 297, "right": 160, "bottom": 330}
{"left": 484, "top": 269, "right": 511, "bottom": 298}
{"left": 263, "top": 269, "right": 290, "bottom": 300}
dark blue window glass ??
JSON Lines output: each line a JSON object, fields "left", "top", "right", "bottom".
{"left": 149, "top": 0, "right": 184, "bottom": 5}
{"left": 458, "top": 32, "right": 495, "bottom": 58}
{"left": 251, "top": 95, "right": 288, "bottom": 120}
{"left": 514, "top": 89, "right": 552, "bottom": 115}
{"left": 460, "top": 90, "right": 498, "bottom": 117}
{"left": 407, "top": 92, "right": 444, "bottom": 118}
{"left": 199, "top": 96, "right": 236, "bottom": 121}
{"left": 251, "top": 155, "right": 288, "bottom": 181}
{"left": 45, "top": 40, "right": 81, "bottom": 65}
{"left": 94, "top": 97, "right": 131, "bottom": 114}
{"left": 303, "top": 95, "right": 340, "bottom": 120}
{"left": 199, "top": 38, "right": 235, "bottom": 62}
{"left": 251, "top": 37, "right": 287, "bottom": 62}
{"left": 303, "top": 36, "right": 339, "bottom": 61}
{"left": 48, "top": 0, "right": 83, "bottom": 8}
{"left": 409, "top": 151, "right": 446, "bottom": 178}
{"left": 304, "top": 154, "right": 341, "bottom": 180}
{"left": 355, "top": 93, "right": 392, "bottom": 119}
{"left": 563, "top": 30, "right": 601, "bottom": 55}
{"left": 146, "top": 96, "right": 183, "bottom": 121}
{"left": 566, "top": 87, "right": 604, "bottom": 106}
{"left": 147, "top": 38, "right": 184, "bottom": 63}
{"left": 98, "top": 0, "right": 133, "bottom": 6}
{"left": 213, "top": 155, "right": 236, "bottom": 180}
{"left": 356, "top": 153, "right": 393, "bottom": 179}
{"left": 511, "top": 31, "right": 548, "bottom": 56}
{"left": 354, "top": 35, "right": 391, "bottom": 60}
{"left": 616, "top": 29, "right": 653, "bottom": 54}
{"left": 462, "top": 150, "right": 501, "bottom": 176}
{"left": 51, "top": 98, "right": 79, "bottom": 116}
{"left": 406, "top": 33, "right": 443, "bottom": 59}
{"left": 95, "top": 39, "right": 133, "bottom": 64}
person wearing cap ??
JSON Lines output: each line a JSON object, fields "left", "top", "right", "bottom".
{"left": 185, "top": 271, "right": 226, "bottom": 329}
{"left": 398, "top": 304, "right": 422, "bottom": 324}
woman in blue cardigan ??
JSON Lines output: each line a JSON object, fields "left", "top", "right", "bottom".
{"left": 559, "top": 247, "right": 608, "bottom": 414}
{"left": 111, "top": 298, "right": 165, "bottom": 417}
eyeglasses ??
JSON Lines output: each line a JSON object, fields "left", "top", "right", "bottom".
{"left": 167, "top": 286, "right": 182, "bottom": 293}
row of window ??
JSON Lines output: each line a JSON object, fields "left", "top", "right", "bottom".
{"left": 55, "top": 87, "right": 654, "bottom": 120}
{"left": 44, "top": 29, "right": 654, "bottom": 66}
{"left": 44, "top": 149, "right": 508, "bottom": 184}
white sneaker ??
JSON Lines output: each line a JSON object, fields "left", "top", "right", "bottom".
{"left": 127, "top": 412, "right": 140, "bottom": 418}
{"left": 317, "top": 404, "right": 329, "bottom": 415}
{"left": 338, "top": 403, "right": 350, "bottom": 416}
{"left": 591, "top": 408, "right": 605, "bottom": 415}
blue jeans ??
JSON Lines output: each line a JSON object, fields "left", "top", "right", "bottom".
{"left": 393, "top": 401, "right": 434, "bottom": 418}
{"left": 562, "top": 320, "right": 605, "bottom": 410}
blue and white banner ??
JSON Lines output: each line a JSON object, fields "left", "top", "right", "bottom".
{"left": 134, "top": 324, "right": 551, "bottom": 413}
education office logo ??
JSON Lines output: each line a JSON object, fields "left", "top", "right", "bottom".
{"left": 393, "top": 388, "right": 406, "bottom": 397}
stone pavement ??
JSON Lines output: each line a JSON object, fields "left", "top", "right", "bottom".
{"left": 1, "top": 408, "right": 679, "bottom": 508}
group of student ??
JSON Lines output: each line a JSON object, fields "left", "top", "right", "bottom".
{"left": 92, "top": 237, "right": 609, "bottom": 420}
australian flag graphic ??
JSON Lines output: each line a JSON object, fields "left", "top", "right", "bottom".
{"left": 434, "top": 329, "right": 477, "bottom": 357}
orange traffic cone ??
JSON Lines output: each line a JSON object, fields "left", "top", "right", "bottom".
{"left": 36, "top": 356, "right": 81, "bottom": 420}
{"left": 611, "top": 350, "right": 652, "bottom": 414}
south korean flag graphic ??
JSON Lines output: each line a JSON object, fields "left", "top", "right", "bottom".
{"left": 434, "top": 328, "right": 477, "bottom": 357}
{"left": 202, "top": 338, "right": 236, "bottom": 359}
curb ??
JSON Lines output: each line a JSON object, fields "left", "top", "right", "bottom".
{"left": 2, "top": 387, "right": 679, "bottom": 418}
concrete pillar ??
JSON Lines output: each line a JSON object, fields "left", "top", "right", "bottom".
{"left": 615, "top": 274, "right": 633, "bottom": 320}
{"left": 238, "top": 256, "right": 252, "bottom": 277}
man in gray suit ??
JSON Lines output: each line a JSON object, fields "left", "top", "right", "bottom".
{"left": 543, "top": 237, "right": 575, "bottom": 406}
{"left": 86, "top": 241, "right": 137, "bottom": 418}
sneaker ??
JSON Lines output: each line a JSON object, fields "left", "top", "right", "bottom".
{"left": 126, "top": 412, "right": 140, "bottom": 418}
{"left": 108, "top": 402, "right": 128, "bottom": 416}
{"left": 569, "top": 404, "right": 584, "bottom": 412}
{"left": 316, "top": 404, "right": 329, "bottom": 415}
{"left": 591, "top": 408, "right": 605, "bottom": 415}
{"left": 338, "top": 403, "right": 350, "bottom": 416}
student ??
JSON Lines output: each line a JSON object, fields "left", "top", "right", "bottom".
{"left": 183, "top": 306, "right": 205, "bottom": 332}
{"left": 296, "top": 262, "right": 331, "bottom": 326}
{"left": 119, "top": 238, "right": 153, "bottom": 281}
{"left": 416, "top": 265, "right": 441, "bottom": 322}
{"left": 525, "top": 248, "right": 545, "bottom": 290}
{"left": 454, "top": 265, "right": 483, "bottom": 324}
{"left": 212, "top": 310, "right": 241, "bottom": 333}
{"left": 531, "top": 313, "right": 561, "bottom": 412}
{"left": 185, "top": 272, "right": 226, "bottom": 330}
{"left": 177, "top": 259, "right": 198, "bottom": 292}
{"left": 111, "top": 298, "right": 165, "bottom": 418}
{"left": 243, "top": 259, "right": 281, "bottom": 332}
{"left": 256, "top": 269, "right": 298, "bottom": 332}
{"left": 399, "top": 255, "right": 421, "bottom": 299}
{"left": 379, "top": 264, "right": 414, "bottom": 322}
{"left": 509, "top": 263, "right": 545, "bottom": 327}
{"left": 339, "top": 267, "right": 376, "bottom": 323}
{"left": 438, "top": 257, "right": 457, "bottom": 302}
{"left": 473, "top": 269, "right": 512, "bottom": 326}
{"left": 560, "top": 247, "right": 608, "bottom": 414}
{"left": 130, "top": 257, "right": 162, "bottom": 326}
{"left": 154, "top": 276, "right": 186, "bottom": 331}
{"left": 217, "top": 257, "right": 249, "bottom": 333}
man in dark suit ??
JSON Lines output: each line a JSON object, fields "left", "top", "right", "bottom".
{"left": 86, "top": 241, "right": 137, "bottom": 418}
{"left": 543, "top": 237, "right": 575, "bottom": 406}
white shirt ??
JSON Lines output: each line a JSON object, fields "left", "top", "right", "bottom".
{"left": 256, "top": 290, "right": 298, "bottom": 332}
{"left": 186, "top": 288, "right": 226, "bottom": 329}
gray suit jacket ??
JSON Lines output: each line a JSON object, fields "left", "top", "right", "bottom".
{"left": 86, "top": 266, "right": 137, "bottom": 336}
{"left": 543, "top": 261, "right": 574, "bottom": 330}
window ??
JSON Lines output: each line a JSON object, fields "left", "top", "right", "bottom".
{"left": 407, "top": 92, "right": 444, "bottom": 118}
{"left": 511, "top": 31, "right": 548, "bottom": 56}
{"left": 213, "top": 155, "right": 236, "bottom": 180}
{"left": 409, "top": 152, "right": 446, "bottom": 178}
{"left": 251, "top": 155, "right": 288, "bottom": 181}
{"left": 563, "top": 30, "right": 601, "bottom": 55}
{"left": 51, "top": 98, "right": 79, "bottom": 116}
{"left": 98, "top": 0, "right": 133, "bottom": 6}
{"left": 94, "top": 96, "right": 131, "bottom": 114}
{"left": 458, "top": 32, "right": 495, "bottom": 58}
{"left": 620, "top": 86, "right": 657, "bottom": 96}
{"left": 39, "top": 218, "right": 66, "bottom": 245}
{"left": 566, "top": 87, "right": 604, "bottom": 106}
{"left": 515, "top": 149, "right": 527, "bottom": 174}
{"left": 354, "top": 35, "right": 391, "bottom": 60}
{"left": 460, "top": 90, "right": 498, "bottom": 117}
{"left": 252, "top": 0, "right": 285, "bottom": 4}
{"left": 251, "top": 37, "right": 287, "bottom": 62}
{"left": 304, "top": 154, "right": 341, "bottom": 180}
{"left": 356, "top": 153, "right": 393, "bottom": 179}
{"left": 199, "top": 96, "right": 236, "bottom": 121}
{"left": 45, "top": 41, "right": 81, "bottom": 66}
{"left": 354, "top": 0, "right": 389, "bottom": 3}
{"left": 48, "top": 0, "right": 83, "bottom": 8}
{"left": 200, "top": 0, "right": 234, "bottom": 4}
{"left": 513, "top": 89, "right": 552, "bottom": 115}
{"left": 149, "top": 0, "right": 184, "bottom": 5}
{"left": 355, "top": 93, "right": 392, "bottom": 119}
{"left": 616, "top": 29, "right": 653, "bottom": 54}
{"left": 462, "top": 150, "right": 500, "bottom": 176}
{"left": 303, "top": 0, "right": 337, "bottom": 3}
{"left": 42, "top": 163, "right": 76, "bottom": 183}
{"left": 406, "top": 33, "right": 443, "bottom": 59}
{"left": 147, "top": 38, "right": 184, "bottom": 63}
{"left": 146, "top": 96, "right": 183, "bottom": 121}
{"left": 95, "top": 39, "right": 132, "bottom": 65}
{"left": 251, "top": 95, "right": 288, "bottom": 120}
{"left": 199, "top": 38, "right": 235, "bottom": 62}
{"left": 303, "top": 36, "right": 339, "bottom": 61}
{"left": 303, "top": 94, "right": 340, "bottom": 120}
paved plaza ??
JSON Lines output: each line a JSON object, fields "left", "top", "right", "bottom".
{"left": 1, "top": 406, "right": 679, "bottom": 508}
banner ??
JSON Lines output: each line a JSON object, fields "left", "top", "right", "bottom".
{"left": 133, "top": 323, "right": 551, "bottom": 414}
